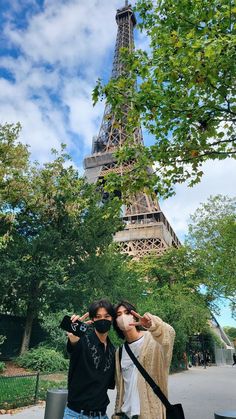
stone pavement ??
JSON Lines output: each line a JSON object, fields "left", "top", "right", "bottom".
{"left": 168, "top": 365, "right": 236, "bottom": 419}
{"left": 2, "top": 366, "right": 236, "bottom": 418}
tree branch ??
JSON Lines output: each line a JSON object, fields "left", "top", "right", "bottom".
{"left": 152, "top": 149, "right": 236, "bottom": 168}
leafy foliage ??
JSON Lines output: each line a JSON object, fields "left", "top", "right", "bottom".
{"left": 0, "top": 123, "right": 30, "bottom": 248}
{"left": 223, "top": 326, "right": 236, "bottom": 342}
{"left": 1, "top": 124, "right": 234, "bottom": 365}
{"left": 186, "top": 195, "right": 236, "bottom": 315}
{"left": 0, "top": 124, "right": 124, "bottom": 352}
{"left": 40, "top": 310, "right": 72, "bottom": 354}
{"left": 40, "top": 248, "right": 143, "bottom": 350}
{"left": 16, "top": 347, "right": 69, "bottom": 373}
{"left": 129, "top": 248, "right": 211, "bottom": 368}
{"left": 0, "top": 361, "right": 5, "bottom": 373}
{"left": 94, "top": 0, "right": 236, "bottom": 197}
{"left": 0, "top": 335, "right": 6, "bottom": 363}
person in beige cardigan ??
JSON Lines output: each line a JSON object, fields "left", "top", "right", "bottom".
{"left": 112, "top": 301, "right": 175, "bottom": 419}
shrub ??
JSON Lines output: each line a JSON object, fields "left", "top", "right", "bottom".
{"left": 0, "top": 335, "right": 6, "bottom": 357}
{"left": 40, "top": 310, "right": 71, "bottom": 354}
{"left": 0, "top": 361, "right": 5, "bottom": 373}
{"left": 0, "top": 335, "right": 5, "bottom": 347}
{"left": 16, "top": 347, "right": 69, "bottom": 373}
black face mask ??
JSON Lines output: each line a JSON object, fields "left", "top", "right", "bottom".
{"left": 94, "top": 319, "right": 112, "bottom": 334}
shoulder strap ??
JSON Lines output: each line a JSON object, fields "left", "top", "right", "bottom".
{"left": 119, "top": 345, "right": 122, "bottom": 364}
{"left": 124, "top": 341, "right": 171, "bottom": 409}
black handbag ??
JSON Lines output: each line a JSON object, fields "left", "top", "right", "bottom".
{"left": 124, "top": 342, "right": 185, "bottom": 419}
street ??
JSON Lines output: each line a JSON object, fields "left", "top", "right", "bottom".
{"left": 3, "top": 366, "right": 236, "bottom": 418}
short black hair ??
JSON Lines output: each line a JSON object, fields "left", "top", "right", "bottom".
{"left": 113, "top": 300, "right": 141, "bottom": 339}
{"left": 88, "top": 299, "right": 115, "bottom": 320}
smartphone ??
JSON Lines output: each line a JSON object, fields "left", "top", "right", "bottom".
{"left": 60, "top": 315, "right": 88, "bottom": 337}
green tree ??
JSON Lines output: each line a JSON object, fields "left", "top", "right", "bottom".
{"left": 187, "top": 195, "right": 236, "bottom": 316}
{"left": 129, "top": 248, "right": 211, "bottom": 367}
{"left": 41, "top": 249, "right": 142, "bottom": 352}
{"left": 223, "top": 326, "right": 236, "bottom": 343}
{"left": 94, "top": 0, "right": 236, "bottom": 197}
{"left": 0, "top": 123, "right": 30, "bottom": 248}
{"left": 0, "top": 134, "right": 124, "bottom": 353}
{"left": 131, "top": 245, "right": 205, "bottom": 290}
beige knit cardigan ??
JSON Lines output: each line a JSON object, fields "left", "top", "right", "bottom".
{"left": 112, "top": 314, "right": 176, "bottom": 419}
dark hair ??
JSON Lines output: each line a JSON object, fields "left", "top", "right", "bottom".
{"left": 88, "top": 299, "right": 115, "bottom": 320}
{"left": 113, "top": 300, "right": 142, "bottom": 339}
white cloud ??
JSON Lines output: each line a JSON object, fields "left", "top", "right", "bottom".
{"left": 62, "top": 77, "right": 105, "bottom": 148}
{"left": 136, "top": 29, "right": 150, "bottom": 52}
{"left": 5, "top": 0, "right": 120, "bottom": 70}
{"left": 0, "top": 70, "right": 67, "bottom": 161}
{"left": 161, "top": 158, "right": 236, "bottom": 241}
{"left": 0, "top": 0, "right": 125, "bottom": 163}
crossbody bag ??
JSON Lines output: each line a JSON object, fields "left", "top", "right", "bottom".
{"left": 124, "top": 341, "right": 185, "bottom": 419}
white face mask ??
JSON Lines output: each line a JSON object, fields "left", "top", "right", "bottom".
{"left": 116, "top": 314, "right": 134, "bottom": 331}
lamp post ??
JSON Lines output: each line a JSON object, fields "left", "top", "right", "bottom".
{"left": 200, "top": 334, "right": 207, "bottom": 369}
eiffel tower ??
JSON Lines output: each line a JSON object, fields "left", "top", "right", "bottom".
{"left": 83, "top": 2, "right": 180, "bottom": 258}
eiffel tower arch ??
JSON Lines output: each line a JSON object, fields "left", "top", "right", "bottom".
{"left": 83, "top": 2, "right": 180, "bottom": 258}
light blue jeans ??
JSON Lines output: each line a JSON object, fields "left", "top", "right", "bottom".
{"left": 63, "top": 406, "right": 109, "bottom": 419}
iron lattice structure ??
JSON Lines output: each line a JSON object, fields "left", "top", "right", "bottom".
{"left": 84, "top": 2, "right": 180, "bottom": 258}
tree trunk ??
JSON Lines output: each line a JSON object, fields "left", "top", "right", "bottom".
{"left": 20, "top": 306, "right": 35, "bottom": 355}
{"left": 20, "top": 279, "right": 40, "bottom": 355}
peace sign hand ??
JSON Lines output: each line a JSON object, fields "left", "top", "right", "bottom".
{"left": 71, "top": 312, "right": 93, "bottom": 325}
{"left": 129, "top": 310, "right": 152, "bottom": 329}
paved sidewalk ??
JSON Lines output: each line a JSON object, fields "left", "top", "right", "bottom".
{"left": 2, "top": 404, "right": 45, "bottom": 418}
{"left": 169, "top": 365, "right": 236, "bottom": 419}
{"left": 2, "top": 366, "right": 236, "bottom": 418}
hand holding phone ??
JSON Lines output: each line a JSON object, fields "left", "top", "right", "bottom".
{"left": 60, "top": 315, "right": 88, "bottom": 337}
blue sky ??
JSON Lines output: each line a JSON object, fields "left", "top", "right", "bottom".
{"left": 0, "top": 0, "right": 235, "bottom": 327}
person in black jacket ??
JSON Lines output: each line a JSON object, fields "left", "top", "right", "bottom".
{"left": 63, "top": 299, "right": 116, "bottom": 419}
{"left": 233, "top": 353, "right": 236, "bottom": 366}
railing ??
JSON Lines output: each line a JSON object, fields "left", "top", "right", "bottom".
{"left": 0, "top": 373, "right": 40, "bottom": 410}
{"left": 0, "top": 372, "right": 67, "bottom": 410}
{"left": 123, "top": 211, "right": 181, "bottom": 247}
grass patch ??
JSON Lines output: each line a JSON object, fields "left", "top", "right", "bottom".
{"left": 0, "top": 373, "right": 67, "bottom": 409}
{"left": 38, "top": 376, "right": 67, "bottom": 400}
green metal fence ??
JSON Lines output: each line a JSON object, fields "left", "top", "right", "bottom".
{"left": 0, "top": 372, "right": 67, "bottom": 410}
{"left": 0, "top": 373, "right": 39, "bottom": 409}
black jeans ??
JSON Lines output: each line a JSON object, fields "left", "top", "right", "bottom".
{"left": 120, "top": 415, "right": 139, "bottom": 419}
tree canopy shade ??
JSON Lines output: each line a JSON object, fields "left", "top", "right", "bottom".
{"left": 93, "top": 0, "right": 236, "bottom": 197}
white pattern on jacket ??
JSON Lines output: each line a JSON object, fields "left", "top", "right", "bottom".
{"left": 112, "top": 314, "right": 175, "bottom": 419}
